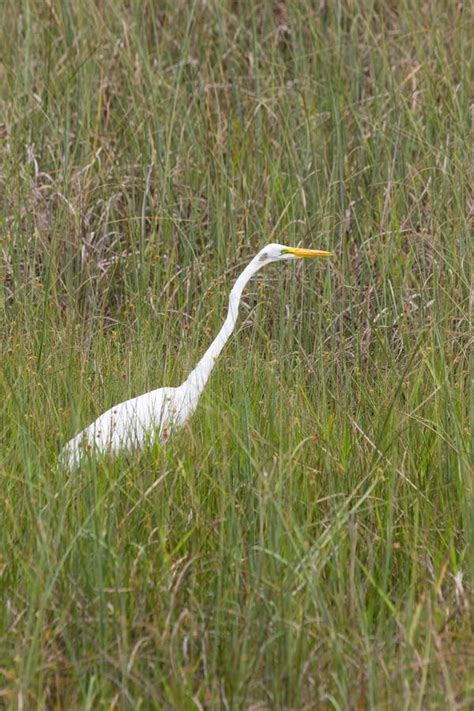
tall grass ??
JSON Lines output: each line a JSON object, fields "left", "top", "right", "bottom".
{"left": 1, "top": 1, "right": 471, "bottom": 707}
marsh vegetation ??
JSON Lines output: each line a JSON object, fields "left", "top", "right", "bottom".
{"left": 1, "top": 1, "right": 471, "bottom": 707}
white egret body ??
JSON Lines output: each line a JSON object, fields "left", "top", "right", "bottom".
{"left": 60, "top": 244, "right": 331, "bottom": 468}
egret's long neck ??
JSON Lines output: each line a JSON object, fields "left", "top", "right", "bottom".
{"left": 184, "top": 256, "right": 263, "bottom": 396}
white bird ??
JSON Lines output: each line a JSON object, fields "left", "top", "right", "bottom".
{"left": 60, "top": 243, "right": 331, "bottom": 469}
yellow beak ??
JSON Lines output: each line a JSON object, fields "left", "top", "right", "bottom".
{"left": 283, "top": 247, "right": 332, "bottom": 258}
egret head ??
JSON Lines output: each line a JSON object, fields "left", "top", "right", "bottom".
{"left": 258, "top": 243, "right": 332, "bottom": 263}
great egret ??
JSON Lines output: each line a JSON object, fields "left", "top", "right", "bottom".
{"left": 60, "top": 243, "right": 331, "bottom": 469}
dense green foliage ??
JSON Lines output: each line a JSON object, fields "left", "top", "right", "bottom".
{"left": 1, "top": 1, "right": 471, "bottom": 707}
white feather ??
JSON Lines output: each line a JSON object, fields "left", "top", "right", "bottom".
{"left": 60, "top": 243, "right": 330, "bottom": 469}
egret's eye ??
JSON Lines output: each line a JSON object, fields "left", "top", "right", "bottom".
{"left": 258, "top": 252, "right": 268, "bottom": 261}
